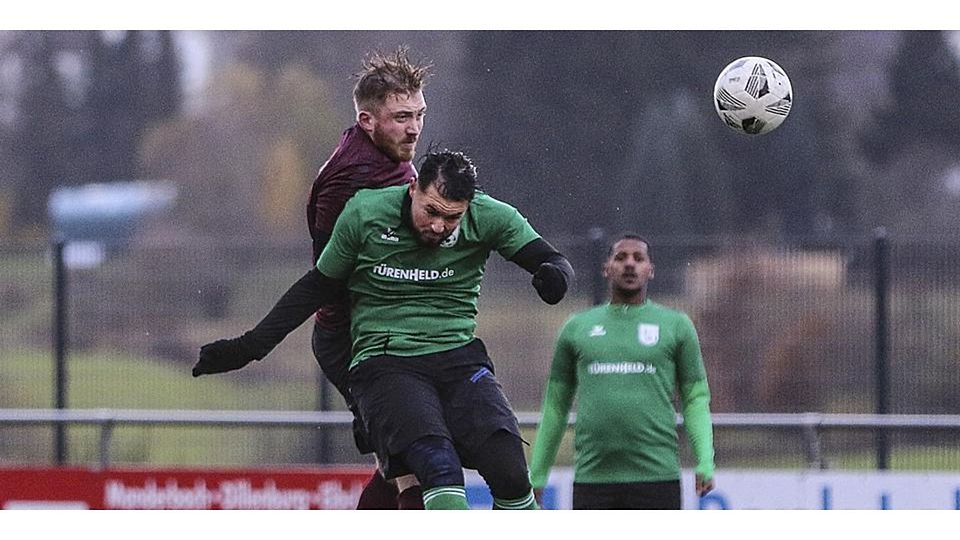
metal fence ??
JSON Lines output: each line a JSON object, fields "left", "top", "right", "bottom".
{"left": 2, "top": 232, "right": 960, "bottom": 469}
{"left": 3, "top": 409, "right": 959, "bottom": 472}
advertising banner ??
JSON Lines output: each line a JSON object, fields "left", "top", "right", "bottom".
{"left": 3, "top": 467, "right": 959, "bottom": 509}
{"left": 0, "top": 467, "right": 371, "bottom": 510}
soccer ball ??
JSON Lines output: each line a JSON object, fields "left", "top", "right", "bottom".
{"left": 713, "top": 56, "right": 792, "bottom": 135}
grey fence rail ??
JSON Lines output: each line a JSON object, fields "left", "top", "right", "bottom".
{"left": 3, "top": 409, "right": 959, "bottom": 470}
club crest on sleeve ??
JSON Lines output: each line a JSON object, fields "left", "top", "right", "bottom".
{"left": 638, "top": 324, "right": 659, "bottom": 346}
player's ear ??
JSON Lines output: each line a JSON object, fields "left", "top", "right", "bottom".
{"left": 408, "top": 179, "right": 418, "bottom": 195}
{"left": 649, "top": 264, "right": 655, "bottom": 280}
{"left": 357, "top": 110, "right": 375, "bottom": 133}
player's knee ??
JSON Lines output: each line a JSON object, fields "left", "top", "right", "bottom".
{"left": 476, "top": 430, "right": 531, "bottom": 499}
{"left": 401, "top": 435, "right": 464, "bottom": 490}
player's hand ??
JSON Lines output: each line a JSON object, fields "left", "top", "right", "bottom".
{"left": 192, "top": 336, "right": 258, "bottom": 377}
{"left": 695, "top": 473, "right": 715, "bottom": 497}
{"left": 533, "top": 488, "right": 544, "bottom": 507}
{"left": 532, "top": 262, "right": 568, "bottom": 304}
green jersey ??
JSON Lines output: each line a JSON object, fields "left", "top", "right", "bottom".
{"left": 316, "top": 185, "right": 540, "bottom": 369}
{"left": 529, "top": 300, "right": 715, "bottom": 486}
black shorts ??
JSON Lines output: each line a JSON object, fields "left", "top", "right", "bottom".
{"left": 311, "top": 324, "right": 374, "bottom": 454}
{"left": 348, "top": 338, "right": 521, "bottom": 479}
{"left": 573, "top": 480, "right": 681, "bottom": 510}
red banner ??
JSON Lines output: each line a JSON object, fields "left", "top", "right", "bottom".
{"left": 0, "top": 466, "right": 374, "bottom": 509}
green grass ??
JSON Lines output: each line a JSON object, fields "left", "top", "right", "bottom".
{"left": 0, "top": 348, "right": 321, "bottom": 466}
{"left": 1, "top": 349, "right": 316, "bottom": 409}
{"left": 825, "top": 445, "right": 960, "bottom": 471}
{"left": 524, "top": 426, "right": 960, "bottom": 473}
{"left": 714, "top": 445, "right": 960, "bottom": 471}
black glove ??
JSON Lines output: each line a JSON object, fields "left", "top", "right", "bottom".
{"left": 192, "top": 333, "right": 261, "bottom": 377}
{"left": 532, "top": 261, "right": 568, "bottom": 305}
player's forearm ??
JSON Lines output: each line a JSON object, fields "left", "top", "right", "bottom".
{"left": 510, "top": 238, "right": 573, "bottom": 280}
{"left": 244, "top": 268, "right": 347, "bottom": 358}
{"left": 510, "top": 238, "right": 575, "bottom": 305}
{"left": 680, "top": 378, "right": 715, "bottom": 479}
{"left": 528, "top": 378, "right": 575, "bottom": 488}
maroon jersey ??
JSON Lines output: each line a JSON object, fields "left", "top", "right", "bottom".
{"left": 307, "top": 124, "right": 416, "bottom": 330}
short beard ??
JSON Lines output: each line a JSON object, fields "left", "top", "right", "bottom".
{"left": 373, "top": 130, "right": 415, "bottom": 162}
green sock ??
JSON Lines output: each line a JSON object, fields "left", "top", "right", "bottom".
{"left": 422, "top": 486, "right": 469, "bottom": 510}
{"left": 493, "top": 490, "right": 540, "bottom": 510}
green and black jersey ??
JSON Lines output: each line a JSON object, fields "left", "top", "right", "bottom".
{"left": 529, "top": 300, "right": 715, "bottom": 487}
{"left": 317, "top": 185, "right": 540, "bottom": 369}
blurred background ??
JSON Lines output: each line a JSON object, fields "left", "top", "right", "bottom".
{"left": 1, "top": 31, "right": 960, "bottom": 475}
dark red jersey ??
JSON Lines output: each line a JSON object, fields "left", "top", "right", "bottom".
{"left": 307, "top": 124, "right": 416, "bottom": 330}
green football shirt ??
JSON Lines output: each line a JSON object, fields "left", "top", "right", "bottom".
{"left": 316, "top": 185, "right": 540, "bottom": 369}
{"left": 529, "top": 300, "right": 715, "bottom": 486}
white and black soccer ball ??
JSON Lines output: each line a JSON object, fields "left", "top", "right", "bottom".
{"left": 714, "top": 56, "right": 792, "bottom": 135}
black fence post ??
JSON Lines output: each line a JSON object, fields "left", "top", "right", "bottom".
{"left": 873, "top": 227, "right": 890, "bottom": 470}
{"left": 589, "top": 227, "right": 606, "bottom": 306}
{"left": 53, "top": 239, "right": 69, "bottom": 465}
{"left": 317, "top": 369, "right": 331, "bottom": 464}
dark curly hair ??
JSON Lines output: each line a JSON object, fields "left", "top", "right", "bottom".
{"left": 417, "top": 150, "right": 479, "bottom": 202}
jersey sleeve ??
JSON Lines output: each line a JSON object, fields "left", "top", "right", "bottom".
{"left": 307, "top": 162, "right": 347, "bottom": 240}
{"left": 676, "top": 314, "right": 707, "bottom": 385}
{"left": 675, "top": 314, "right": 715, "bottom": 480}
{"left": 528, "top": 316, "right": 579, "bottom": 489}
{"left": 316, "top": 193, "right": 364, "bottom": 279}
{"left": 476, "top": 194, "right": 541, "bottom": 260}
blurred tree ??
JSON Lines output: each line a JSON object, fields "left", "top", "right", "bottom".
{"left": 87, "top": 31, "right": 146, "bottom": 181}
{"left": 0, "top": 38, "right": 22, "bottom": 237}
{"left": 228, "top": 31, "right": 311, "bottom": 77}
{"left": 2, "top": 30, "right": 183, "bottom": 236}
{"left": 463, "top": 31, "right": 645, "bottom": 234}
{"left": 463, "top": 31, "right": 827, "bottom": 237}
{"left": 143, "top": 30, "right": 182, "bottom": 123}
{"left": 10, "top": 32, "right": 69, "bottom": 237}
{"left": 220, "top": 31, "right": 467, "bottom": 149}
{"left": 262, "top": 138, "right": 309, "bottom": 235}
{"left": 138, "top": 63, "right": 341, "bottom": 239}
{"left": 713, "top": 31, "right": 863, "bottom": 237}
{"left": 463, "top": 30, "right": 891, "bottom": 239}
{"left": 865, "top": 30, "right": 960, "bottom": 161}
{"left": 860, "top": 30, "right": 960, "bottom": 234}
{"left": 617, "top": 90, "right": 735, "bottom": 237}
